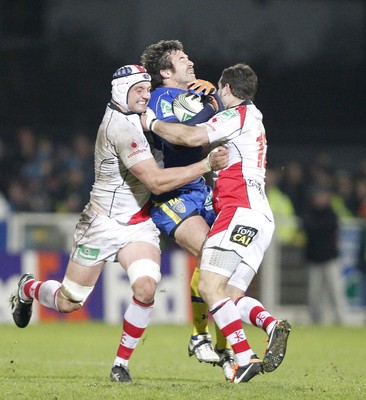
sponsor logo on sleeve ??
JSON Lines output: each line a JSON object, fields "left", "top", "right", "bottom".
{"left": 161, "top": 99, "right": 174, "bottom": 118}
{"left": 127, "top": 137, "right": 149, "bottom": 158}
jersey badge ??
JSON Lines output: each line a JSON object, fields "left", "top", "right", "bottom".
{"left": 161, "top": 99, "right": 174, "bottom": 118}
{"left": 219, "top": 108, "right": 239, "bottom": 121}
{"left": 168, "top": 197, "right": 186, "bottom": 214}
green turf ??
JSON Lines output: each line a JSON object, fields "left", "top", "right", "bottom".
{"left": 0, "top": 322, "right": 365, "bottom": 399}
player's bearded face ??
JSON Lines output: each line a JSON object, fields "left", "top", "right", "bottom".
{"left": 127, "top": 82, "right": 151, "bottom": 114}
{"left": 169, "top": 50, "right": 196, "bottom": 87}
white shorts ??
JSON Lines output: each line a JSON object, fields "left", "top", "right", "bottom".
{"left": 201, "top": 207, "right": 274, "bottom": 290}
{"left": 70, "top": 204, "right": 160, "bottom": 267}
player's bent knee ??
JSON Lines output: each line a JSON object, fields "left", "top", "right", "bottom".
{"left": 127, "top": 259, "right": 161, "bottom": 286}
{"left": 59, "top": 276, "right": 94, "bottom": 309}
{"left": 132, "top": 276, "right": 157, "bottom": 304}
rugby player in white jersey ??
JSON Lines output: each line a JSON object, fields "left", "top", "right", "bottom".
{"left": 142, "top": 63, "right": 291, "bottom": 383}
{"left": 10, "top": 65, "right": 228, "bottom": 383}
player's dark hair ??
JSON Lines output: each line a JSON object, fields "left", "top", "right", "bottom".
{"left": 141, "top": 40, "right": 184, "bottom": 90}
{"left": 220, "top": 63, "right": 258, "bottom": 101}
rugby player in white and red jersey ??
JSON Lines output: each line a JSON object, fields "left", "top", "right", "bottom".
{"left": 142, "top": 63, "right": 291, "bottom": 383}
{"left": 10, "top": 65, "right": 228, "bottom": 383}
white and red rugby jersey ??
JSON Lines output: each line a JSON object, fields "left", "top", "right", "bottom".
{"left": 198, "top": 103, "right": 273, "bottom": 220}
{"left": 89, "top": 104, "right": 154, "bottom": 224}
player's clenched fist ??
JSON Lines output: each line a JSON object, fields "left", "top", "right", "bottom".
{"left": 207, "top": 146, "right": 229, "bottom": 171}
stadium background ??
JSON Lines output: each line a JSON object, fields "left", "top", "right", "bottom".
{"left": 0, "top": 0, "right": 365, "bottom": 325}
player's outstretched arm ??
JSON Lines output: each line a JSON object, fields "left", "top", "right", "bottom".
{"left": 130, "top": 146, "right": 228, "bottom": 195}
{"left": 153, "top": 120, "right": 207, "bottom": 147}
{"left": 141, "top": 108, "right": 209, "bottom": 147}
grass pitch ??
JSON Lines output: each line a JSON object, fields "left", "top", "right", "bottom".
{"left": 0, "top": 322, "right": 365, "bottom": 400}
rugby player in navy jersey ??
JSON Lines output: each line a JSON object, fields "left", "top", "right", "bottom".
{"left": 141, "top": 40, "right": 235, "bottom": 380}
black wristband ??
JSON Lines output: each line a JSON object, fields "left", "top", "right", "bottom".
{"left": 149, "top": 118, "right": 157, "bottom": 132}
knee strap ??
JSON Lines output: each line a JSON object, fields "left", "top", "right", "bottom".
{"left": 127, "top": 259, "right": 161, "bottom": 286}
{"left": 60, "top": 276, "right": 94, "bottom": 305}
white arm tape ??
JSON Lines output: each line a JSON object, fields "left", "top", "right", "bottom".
{"left": 127, "top": 259, "right": 161, "bottom": 286}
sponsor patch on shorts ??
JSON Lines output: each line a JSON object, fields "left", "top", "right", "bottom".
{"left": 230, "top": 225, "right": 258, "bottom": 247}
{"left": 77, "top": 245, "right": 100, "bottom": 260}
{"left": 204, "top": 191, "right": 213, "bottom": 211}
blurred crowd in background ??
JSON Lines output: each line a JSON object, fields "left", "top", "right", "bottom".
{"left": 1, "top": 125, "right": 365, "bottom": 222}
{"left": 265, "top": 151, "right": 366, "bottom": 239}
{"left": 0, "top": 126, "right": 94, "bottom": 215}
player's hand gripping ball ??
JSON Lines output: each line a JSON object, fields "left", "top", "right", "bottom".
{"left": 172, "top": 92, "right": 204, "bottom": 122}
{"left": 188, "top": 79, "right": 216, "bottom": 95}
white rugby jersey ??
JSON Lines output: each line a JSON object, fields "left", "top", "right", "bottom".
{"left": 198, "top": 102, "right": 273, "bottom": 220}
{"left": 89, "top": 103, "right": 154, "bottom": 224}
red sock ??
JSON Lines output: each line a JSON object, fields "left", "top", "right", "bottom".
{"left": 23, "top": 279, "right": 42, "bottom": 301}
{"left": 115, "top": 297, "right": 154, "bottom": 363}
{"left": 249, "top": 306, "right": 276, "bottom": 333}
{"left": 210, "top": 298, "right": 253, "bottom": 366}
{"left": 235, "top": 296, "right": 276, "bottom": 334}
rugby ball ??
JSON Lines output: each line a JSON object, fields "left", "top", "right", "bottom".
{"left": 172, "top": 92, "right": 204, "bottom": 122}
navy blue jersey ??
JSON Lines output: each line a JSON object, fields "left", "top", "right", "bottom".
{"left": 149, "top": 86, "right": 217, "bottom": 235}
{"left": 149, "top": 86, "right": 216, "bottom": 188}
{"left": 149, "top": 87, "right": 201, "bottom": 172}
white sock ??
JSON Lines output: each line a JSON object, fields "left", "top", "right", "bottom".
{"left": 37, "top": 280, "right": 61, "bottom": 310}
{"left": 113, "top": 356, "right": 128, "bottom": 367}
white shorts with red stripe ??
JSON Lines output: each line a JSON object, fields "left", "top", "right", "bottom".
{"left": 70, "top": 204, "right": 160, "bottom": 267}
{"left": 200, "top": 207, "right": 274, "bottom": 289}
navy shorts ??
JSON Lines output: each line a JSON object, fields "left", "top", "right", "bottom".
{"left": 151, "top": 186, "right": 216, "bottom": 237}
